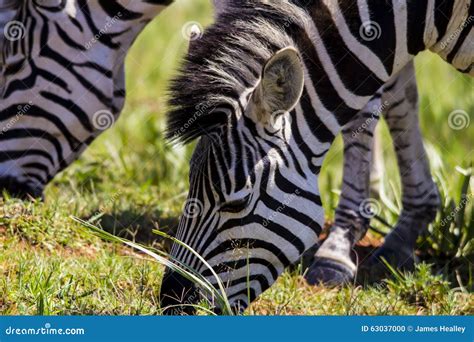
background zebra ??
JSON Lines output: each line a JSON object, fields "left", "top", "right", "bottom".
{"left": 307, "top": 61, "right": 440, "bottom": 285}
{"left": 160, "top": 0, "right": 473, "bottom": 313}
{"left": 0, "top": 0, "right": 170, "bottom": 198}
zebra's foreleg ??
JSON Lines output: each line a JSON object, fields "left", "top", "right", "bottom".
{"left": 305, "top": 93, "right": 383, "bottom": 286}
{"left": 364, "top": 62, "right": 441, "bottom": 277}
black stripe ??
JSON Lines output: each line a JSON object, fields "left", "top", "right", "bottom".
{"left": 434, "top": 0, "right": 455, "bottom": 40}
{"left": 0, "top": 149, "right": 54, "bottom": 165}
{"left": 288, "top": 20, "right": 360, "bottom": 126}
{"left": 337, "top": 0, "right": 395, "bottom": 74}
{"left": 300, "top": 87, "right": 335, "bottom": 143}
{"left": 98, "top": 0, "right": 143, "bottom": 21}
{"left": 202, "top": 257, "right": 279, "bottom": 281}
{"left": 446, "top": 5, "right": 473, "bottom": 64}
{"left": 0, "top": 104, "right": 81, "bottom": 153}
{"left": 204, "top": 238, "right": 291, "bottom": 267}
{"left": 222, "top": 274, "right": 270, "bottom": 296}
{"left": 40, "top": 91, "right": 94, "bottom": 132}
{"left": 228, "top": 287, "right": 257, "bottom": 305}
{"left": 407, "top": 1, "right": 429, "bottom": 55}
{"left": 0, "top": 128, "right": 65, "bottom": 169}
{"left": 274, "top": 168, "right": 322, "bottom": 206}
{"left": 314, "top": 2, "right": 386, "bottom": 96}
{"left": 55, "top": 22, "right": 86, "bottom": 51}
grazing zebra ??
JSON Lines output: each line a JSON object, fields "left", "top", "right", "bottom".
{"left": 0, "top": 0, "right": 170, "bottom": 198}
{"left": 160, "top": 0, "right": 473, "bottom": 313}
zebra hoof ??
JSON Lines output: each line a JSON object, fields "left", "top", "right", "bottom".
{"left": 305, "top": 258, "right": 355, "bottom": 286}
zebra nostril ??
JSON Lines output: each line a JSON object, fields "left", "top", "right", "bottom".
{"left": 0, "top": 176, "right": 43, "bottom": 199}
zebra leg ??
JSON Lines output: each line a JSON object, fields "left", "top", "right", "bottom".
{"left": 305, "top": 92, "right": 382, "bottom": 286}
{"left": 364, "top": 62, "right": 441, "bottom": 276}
{"left": 370, "top": 127, "right": 384, "bottom": 197}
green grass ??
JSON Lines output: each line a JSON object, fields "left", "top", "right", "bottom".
{"left": 0, "top": 0, "right": 473, "bottom": 315}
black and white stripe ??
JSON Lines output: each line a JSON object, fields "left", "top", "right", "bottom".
{"left": 0, "top": 0, "right": 170, "bottom": 198}
{"left": 161, "top": 0, "right": 472, "bottom": 313}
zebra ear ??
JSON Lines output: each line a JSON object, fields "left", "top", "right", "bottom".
{"left": 253, "top": 47, "right": 304, "bottom": 120}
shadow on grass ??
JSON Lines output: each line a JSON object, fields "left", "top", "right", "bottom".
{"left": 84, "top": 209, "right": 179, "bottom": 253}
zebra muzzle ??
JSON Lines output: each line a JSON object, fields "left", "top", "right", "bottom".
{"left": 159, "top": 269, "right": 199, "bottom": 315}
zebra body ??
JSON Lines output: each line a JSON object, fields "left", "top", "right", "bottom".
{"left": 0, "top": 0, "right": 170, "bottom": 198}
{"left": 161, "top": 0, "right": 473, "bottom": 313}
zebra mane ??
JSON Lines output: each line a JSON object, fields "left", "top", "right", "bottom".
{"left": 166, "top": 0, "right": 307, "bottom": 144}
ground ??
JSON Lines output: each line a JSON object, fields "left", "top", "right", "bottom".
{"left": 0, "top": 1, "right": 473, "bottom": 315}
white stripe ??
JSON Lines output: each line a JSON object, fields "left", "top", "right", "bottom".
{"left": 304, "top": 13, "right": 373, "bottom": 110}
{"left": 424, "top": 0, "right": 439, "bottom": 49}
{"left": 357, "top": 0, "right": 371, "bottom": 23}
{"left": 392, "top": 0, "right": 411, "bottom": 73}
{"left": 301, "top": 65, "right": 341, "bottom": 135}
{"left": 323, "top": 0, "right": 390, "bottom": 81}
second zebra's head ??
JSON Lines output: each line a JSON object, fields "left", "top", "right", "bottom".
{"left": 161, "top": 7, "right": 324, "bottom": 313}
{"left": 0, "top": 0, "right": 168, "bottom": 198}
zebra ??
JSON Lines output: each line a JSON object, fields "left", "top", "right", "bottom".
{"left": 0, "top": 0, "right": 171, "bottom": 198}
{"left": 160, "top": 0, "right": 473, "bottom": 313}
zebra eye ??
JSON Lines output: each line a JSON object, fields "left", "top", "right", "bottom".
{"left": 220, "top": 194, "right": 252, "bottom": 213}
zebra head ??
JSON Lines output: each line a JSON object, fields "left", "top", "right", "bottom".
{"left": 0, "top": 0, "right": 169, "bottom": 198}
{"left": 160, "top": 6, "right": 326, "bottom": 312}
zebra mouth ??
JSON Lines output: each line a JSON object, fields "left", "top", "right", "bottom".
{"left": 160, "top": 269, "right": 199, "bottom": 315}
{"left": 0, "top": 176, "right": 43, "bottom": 199}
